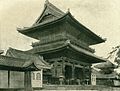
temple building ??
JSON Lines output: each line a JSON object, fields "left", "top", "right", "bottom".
{"left": 17, "top": 0, "right": 106, "bottom": 85}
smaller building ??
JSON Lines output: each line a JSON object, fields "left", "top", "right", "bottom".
{"left": 92, "top": 65, "right": 120, "bottom": 86}
{"left": 94, "top": 61, "right": 117, "bottom": 74}
{"left": 0, "top": 47, "right": 51, "bottom": 89}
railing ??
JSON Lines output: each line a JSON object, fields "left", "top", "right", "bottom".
{"left": 32, "top": 34, "right": 67, "bottom": 47}
{"left": 32, "top": 34, "right": 95, "bottom": 53}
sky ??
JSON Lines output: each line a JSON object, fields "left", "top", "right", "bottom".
{"left": 0, "top": 0, "right": 120, "bottom": 60}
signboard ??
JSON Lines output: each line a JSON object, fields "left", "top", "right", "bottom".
{"left": 91, "top": 73, "right": 96, "bottom": 85}
{"left": 31, "top": 69, "right": 43, "bottom": 87}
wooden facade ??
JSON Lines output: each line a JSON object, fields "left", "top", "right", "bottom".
{"left": 17, "top": 0, "right": 106, "bottom": 85}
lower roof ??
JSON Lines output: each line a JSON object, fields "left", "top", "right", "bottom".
{"left": 92, "top": 69, "right": 119, "bottom": 79}
{"left": 0, "top": 48, "right": 51, "bottom": 71}
{"left": 27, "top": 40, "right": 106, "bottom": 63}
{"left": 6, "top": 47, "right": 51, "bottom": 69}
{"left": 94, "top": 61, "right": 117, "bottom": 69}
{"left": 0, "top": 55, "right": 51, "bottom": 71}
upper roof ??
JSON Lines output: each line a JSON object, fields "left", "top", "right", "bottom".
{"left": 6, "top": 47, "right": 51, "bottom": 70}
{"left": 17, "top": 0, "right": 105, "bottom": 45}
{"left": 33, "top": 0, "right": 65, "bottom": 25}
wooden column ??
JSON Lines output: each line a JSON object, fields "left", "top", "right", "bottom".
{"left": 62, "top": 60, "right": 65, "bottom": 77}
{"left": 72, "top": 64, "right": 75, "bottom": 79}
{"left": 89, "top": 65, "right": 92, "bottom": 85}
{"left": 71, "top": 64, "right": 75, "bottom": 85}
{"left": 24, "top": 71, "right": 33, "bottom": 91}
{"left": 82, "top": 66, "right": 85, "bottom": 83}
{"left": 8, "top": 70, "right": 10, "bottom": 88}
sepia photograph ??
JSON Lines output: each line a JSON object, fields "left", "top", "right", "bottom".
{"left": 0, "top": 0, "right": 120, "bottom": 91}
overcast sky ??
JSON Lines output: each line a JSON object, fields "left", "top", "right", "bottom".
{"left": 0, "top": 0, "right": 120, "bottom": 59}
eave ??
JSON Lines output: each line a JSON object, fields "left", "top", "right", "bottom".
{"left": 27, "top": 40, "right": 106, "bottom": 63}
{"left": 17, "top": 12, "right": 105, "bottom": 45}
{"left": 34, "top": 0, "right": 65, "bottom": 25}
{"left": 17, "top": 13, "right": 68, "bottom": 34}
{"left": 5, "top": 48, "right": 51, "bottom": 70}
{"left": 94, "top": 61, "right": 117, "bottom": 69}
{"left": 0, "top": 51, "right": 51, "bottom": 71}
{"left": 66, "top": 12, "right": 106, "bottom": 45}
{"left": 0, "top": 55, "right": 51, "bottom": 71}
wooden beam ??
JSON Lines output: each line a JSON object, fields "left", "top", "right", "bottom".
{"left": 65, "top": 57, "right": 90, "bottom": 66}
{"left": 48, "top": 57, "right": 90, "bottom": 66}
{"left": 74, "top": 64, "right": 83, "bottom": 68}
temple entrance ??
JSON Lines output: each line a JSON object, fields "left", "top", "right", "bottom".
{"left": 74, "top": 67, "right": 83, "bottom": 85}
{"left": 65, "top": 65, "right": 72, "bottom": 79}
{"left": 74, "top": 67, "right": 83, "bottom": 79}
{"left": 65, "top": 65, "right": 73, "bottom": 85}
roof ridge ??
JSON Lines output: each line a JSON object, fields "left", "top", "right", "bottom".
{"left": 45, "top": 1, "right": 65, "bottom": 15}
{"left": 7, "top": 47, "right": 38, "bottom": 56}
{"left": 0, "top": 55, "right": 26, "bottom": 62}
{"left": 33, "top": 0, "right": 65, "bottom": 25}
{"left": 18, "top": 12, "right": 69, "bottom": 33}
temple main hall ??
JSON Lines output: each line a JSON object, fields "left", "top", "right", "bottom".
{"left": 17, "top": 0, "right": 106, "bottom": 85}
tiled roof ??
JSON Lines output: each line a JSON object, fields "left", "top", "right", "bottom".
{"left": 6, "top": 47, "right": 51, "bottom": 69}
{"left": 92, "top": 68, "right": 118, "bottom": 79}
{"left": 0, "top": 54, "right": 51, "bottom": 71}
{"left": 28, "top": 40, "right": 106, "bottom": 63}
{"left": 94, "top": 61, "right": 117, "bottom": 69}
{"left": 34, "top": 0, "right": 65, "bottom": 25}
{"left": 17, "top": 1, "right": 105, "bottom": 44}
{"left": 0, "top": 55, "right": 26, "bottom": 68}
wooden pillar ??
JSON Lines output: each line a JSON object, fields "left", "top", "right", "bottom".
{"left": 72, "top": 64, "right": 75, "bottom": 79}
{"left": 89, "top": 65, "right": 92, "bottom": 85}
{"left": 8, "top": 70, "right": 10, "bottom": 88}
{"left": 62, "top": 60, "right": 65, "bottom": 77}
{"left": 24, "top": 71, "right": 33, "bottom": 91}
{"left": 82, "top": 66, "right": 85, "bottom": 83}
{"left": 71, "top": 64, "right": 75, "bottom": 85}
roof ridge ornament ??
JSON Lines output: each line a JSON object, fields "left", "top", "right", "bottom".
{"left": 68, "top": 8, "right": 70, "bottom": 12}
{"left": 66, "top": 40, "right": 71, "bottom": 44}
{"left": 66, "top": 8, "right": 70, "bottom": 13}
{"left": 45, "top": 0, "right": 49, "bottom": 5}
